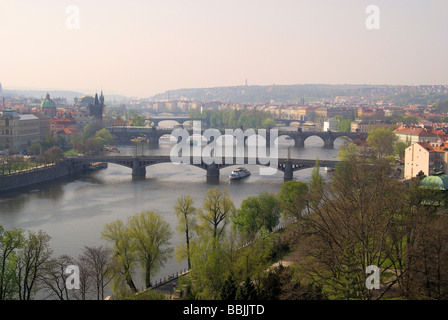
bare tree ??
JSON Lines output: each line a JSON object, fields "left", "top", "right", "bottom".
{"left": 17, "top": 230, "right": 53, "bottom": 300}
{"left": 39, "top": 255, "right": 75, "bottom": 300}
{"left": 78, "top": 246, "right": 114, "bottom": 300}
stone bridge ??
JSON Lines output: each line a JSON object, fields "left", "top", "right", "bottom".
{"left": 68, "top": 155, "right": 340, "bottom": 181}
{"left": 107, "top": 126, "right": 367, "bottom": 148}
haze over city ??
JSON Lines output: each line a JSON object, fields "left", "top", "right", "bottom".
{"left": 1, "top": 0, "right": 448, "bottom": 98}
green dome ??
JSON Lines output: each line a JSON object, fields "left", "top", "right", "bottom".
{"left": 41, "top": 93, "right": 56, "bottom": 109}
{"left": 419, "top": 174, "right": 448, "bottom": 191}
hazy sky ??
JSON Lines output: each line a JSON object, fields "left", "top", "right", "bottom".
{"left": 1, "top": 0, "right": 447, "bottom": 98}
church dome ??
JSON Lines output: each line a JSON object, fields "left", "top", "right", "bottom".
{"left": 41, "top": 93, "right": 57, "bottom": 109}
{"left": 419, "top": 174, "right": 448, "bottom": 191}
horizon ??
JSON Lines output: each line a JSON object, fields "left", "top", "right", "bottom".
{"left": 1, "top": 1, "right": 447, "bottom": 98}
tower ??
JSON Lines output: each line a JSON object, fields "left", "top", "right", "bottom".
{"left": 88, "top": 90, "right": 105, "bottom": 121}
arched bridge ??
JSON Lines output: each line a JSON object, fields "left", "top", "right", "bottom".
{"left": 108, "top": 126, "right": 367, "bottom": 148}
{"left": 68, "top": 155, "right": 340, "bottom": 181}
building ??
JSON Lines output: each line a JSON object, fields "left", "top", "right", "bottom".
{"left": 111, "top": 116, "right": 128, "bottom": 127}
{"left": 404, "top": 141, "right": 448, "bottom": 179}
{"left": 40, "top": 93, "right": 58, "bottom": 117}
{"left": 0, "top": 110, "right": 41, "bottom": 153}
{"left": 394, "top": 125, "right": 440, "bottom": 144}
{"left": 351, "top": 120, "right": 389, "bottom": 133}
{"left": 323, "top": 118, "right": 337, "bottom": 132}
{"left": 32, "top": 112, "right": 51, "bottom": 140}
{"left": 88, "top": 91, "right": 105, "bottom": 121}
{"left": 50, "top": 115, "right": 82, "bottom": 150}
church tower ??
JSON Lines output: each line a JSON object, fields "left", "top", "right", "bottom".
{"left": 88, "top": 91, "right": 105, "bottom": 121}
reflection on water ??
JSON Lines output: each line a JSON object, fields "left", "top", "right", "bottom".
{"left": 0, "top": 134, "right": 347, "bottom": 296}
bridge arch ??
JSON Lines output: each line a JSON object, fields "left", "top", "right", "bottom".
{"left": 158, "top": 133, "right": 177, "bottom": 144}
{"left": 157, "top": 120, "right": 181, "bottom": 128}
{"left": 275, "top": 134, "right": 295, "bottom": 146}
{"left": 303, "top": 134, "right": 325, "bottom": 146}
{"left": 333, "top": 135, "right": 354, "bottom": 146}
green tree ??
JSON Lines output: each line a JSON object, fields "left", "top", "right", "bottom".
{"left": 394, "top": 141, "right": 409, "bottom": 162}
{"left": 236, "top": 277, "right": 258, "bottom": 300}
{"left": 0, "top": 226, "right": 25, "bottom": 300}
{"left": 219, "top": 275, "right": 238, "bottom": 300}
{"left": 174, "top": 195, "right": 197, "bottom": 270}
{"left": 127, "top": 211, "right": 173, "bottom": 289}
{"left": 278, "top": 180, "right": 309, "bottom": 219}
{"left": 232, "top": 192, "right": 281, "bottom": 242}
{"left": 95, "top": 128, "right": 114, "bottom": 146}
{"left": 366, "top": 127, "right": 398, "bottom": 159}
{"left": 197, "top": 188, "right": 235, "bottom": 242}
{"left": 130, "top": 112, "right": 147, "bottom": 127}
{"left": 337, "top": 142, "right": 359, "bottom": 161}
{"left": 101, "top": 219, "right": 138, "bottom": 294}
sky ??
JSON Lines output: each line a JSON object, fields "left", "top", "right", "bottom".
{"left": 0, "top": 0, "right": 448, "bottom": 98}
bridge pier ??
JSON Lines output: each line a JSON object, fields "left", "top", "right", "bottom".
{"left": 323, "top": 138, "right": 334, "bottom": 148}
{"left": 206, "top": 163, "right": 220, "bottom": 179}
{"left": 294, "top": 136, "right": 305, "bottom": 148}
{"left": 284, "top": 161, "right": 294, "bottom": 181}
{"left": 132, "top": 158, "right": 146, "bottom": 178}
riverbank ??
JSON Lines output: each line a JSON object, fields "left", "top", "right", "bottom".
{"left": 0, "top": 160, "right": 86, "bottom": 194}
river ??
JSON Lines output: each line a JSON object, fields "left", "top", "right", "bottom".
{"left": 0, "top": 128, "right": 347, "bottom": 297}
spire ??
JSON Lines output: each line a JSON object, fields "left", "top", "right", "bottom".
{"left": 100, "top": 90, "right": 104, "bottom": 105}
{"left": 94, "top": 93, "right": 99, "bottom": 105}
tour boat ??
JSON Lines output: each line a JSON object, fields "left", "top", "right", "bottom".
{"left": 229, "top": 167, "right": 251, "bottom": 181}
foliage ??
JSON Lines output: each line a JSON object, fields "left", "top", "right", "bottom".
{"left": 102, "top": 211, "right": 173, "bottom": 293}
{"left": 366, "top": 127, "right": 398, "bottom": 159}
{"left": 232, "top": 192, "right": 281, "bottom": 243}
{"left": 197, "top": 188, "right": 235, "bottom": 242}
{"left": 278, "top": 180, "right": 309, "bottom": 219}
{"left": 174, "top": 195, "right": 197, "bottom": 270}
{"left": 130, "top": 112, "right": 147, "bottom": 127}
{"left": 0, "top": 226, "right": 25, "bottom": 300}
{"left": 190, "top": 109, "right": 276, "bottom": 130}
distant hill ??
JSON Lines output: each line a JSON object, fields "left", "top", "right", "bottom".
{"left": 150, "top": 84, "right": 392, "bottom": 104}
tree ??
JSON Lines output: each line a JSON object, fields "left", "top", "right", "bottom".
{"left": 127, "top": 211, "right": 173, "bottom": 289}
{"left": 174, "top": 195, "right": 197, "bottom": 270}
{"left": 197, "top": 188, "right": 235, "bottom": 242}
{"left": 189, "top": 234, "right": 230, "bottom": 300}
{"left": 278, "top": 180, "right": 309, "bottom": 220}
{"left": 78, "top": 246, "right": 114, "bottom": 300}
{"left": 402, "top": 115, "right": 420, "bottom": 126}
{"left": 130, "top": 112, "right": 146, "bottom": 127}
{"left": 236, "top": 277, "right": 258, "bottom": 300}
{"left": 308, "top": 159, "right": 325, "bottom": 209}
{"left": 296, "top": 156, "right": 407, "bottom": 299}
{"left": 95, "top": 128, "right": 114, "bottom": 146}
{"left": 39, "top": 255, "right": 76, "bottom": 300}
{"left": 366, "top": 127, "right": 398, "bottom": 159}
{"left": 219, "top": 275, "right": 238, "bottom": 300}
{"left": 394, "top": 141, "right": 408, "bottom": 162}
{"left": 232, "top": 192, "right": 281, "bottom": 242}
{"left": 0, "top": 226, "right": 25, "bottom": 300}
{"left": 101, "top": 219, "right": 138, "bottom": 294}
{"left": 17, "top": 230, "right": 53, "bottom": 300}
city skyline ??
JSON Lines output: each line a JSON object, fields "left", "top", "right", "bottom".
{"left": 1, "top": 0, "right": 447, "bottom": 98}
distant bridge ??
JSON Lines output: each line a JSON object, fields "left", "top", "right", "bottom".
{"left": 68, "top": 155, "right": 340, "bottom": 181}
{"left": 107, "top": 126, "right": 367, "bottom": 148}
{"left": 148, "top": 116, "right": 303, "bottom": 127}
